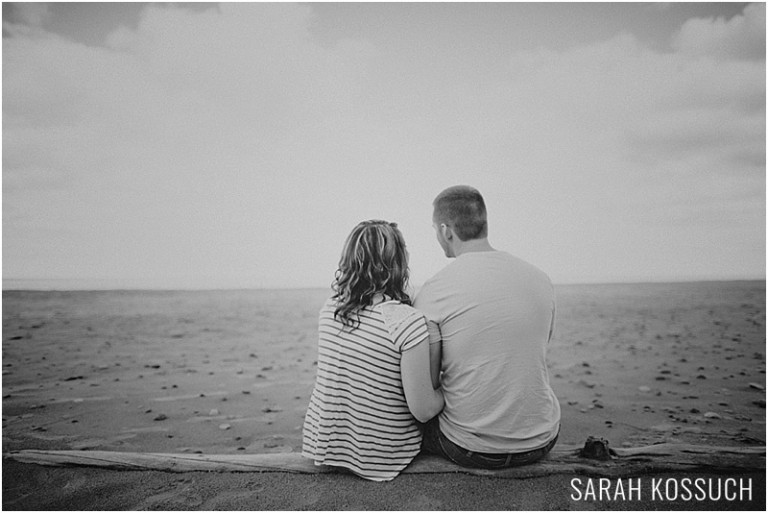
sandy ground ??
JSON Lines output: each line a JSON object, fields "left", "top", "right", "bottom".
{"left": 2, "top": 281, "right": 766, "bottom": 509}
{"left": 3, "top": 462, "right": 764, "bottom": 510}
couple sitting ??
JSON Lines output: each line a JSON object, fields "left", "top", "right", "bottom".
{"left": 301, "top": 185, "right": 561, "bottom": 481}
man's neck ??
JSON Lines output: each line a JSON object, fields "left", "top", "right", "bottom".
{"left": 453, "top": 237, "right": 495, "bottom": 257}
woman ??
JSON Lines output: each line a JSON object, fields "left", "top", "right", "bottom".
{"left": 302, "top": 220, "right": 444, "bottom": 481}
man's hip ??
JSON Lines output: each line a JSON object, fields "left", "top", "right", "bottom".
{"left": 419, "top": 417, "right": 559, "bottom": 469}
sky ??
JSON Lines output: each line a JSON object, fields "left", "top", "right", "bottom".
{"left": 2, "top": 2, "right": 765, "bottom": 290}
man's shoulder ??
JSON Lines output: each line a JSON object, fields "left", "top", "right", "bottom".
{"left": 426, "top": 251, "right": 550, "bottom": 278}
{"left": 490, "top": 251, "right": 552, "bottom": 283}
{"left": 415, "top": 251, "right": 552, "bottom": 298}
{"left": 423, "top": 257, "right": 465, "bottom": 283}
{"left": 414, "top": 262, "right": 456, "bottom": 302}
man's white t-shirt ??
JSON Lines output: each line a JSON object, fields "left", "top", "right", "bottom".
{"left": 414, "top": 250, "right": 561, "bottom": 453}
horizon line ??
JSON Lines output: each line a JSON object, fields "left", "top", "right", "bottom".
{"left": 3, "top": 276, "right": 765, "bottom": 292}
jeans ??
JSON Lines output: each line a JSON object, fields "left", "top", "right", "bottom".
{"left": 419, "top": 417, "right": 559, "bottom": 470}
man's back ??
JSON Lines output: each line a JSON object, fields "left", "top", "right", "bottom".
{"left": 415, "top": 250, "right": 561, "bottom": 453}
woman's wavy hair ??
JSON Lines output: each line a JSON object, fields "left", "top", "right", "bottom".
{"left": 332, "top": 220, "right": 412, "bottom": 327}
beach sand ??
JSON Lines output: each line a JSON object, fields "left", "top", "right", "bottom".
{"left": 3, "top": 281, "right": 765, "bottom": 509}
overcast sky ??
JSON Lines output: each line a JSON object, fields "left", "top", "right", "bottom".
{"left": 3, "top": 2, "right": 765, "bottom": 290}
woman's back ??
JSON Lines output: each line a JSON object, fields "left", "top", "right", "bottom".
{"left": 302, "top": 298, "right": 427, "bottom": 481}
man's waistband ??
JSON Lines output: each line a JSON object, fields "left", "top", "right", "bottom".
{"left": 460, "top": 426, "right": 561, "bottom": 460}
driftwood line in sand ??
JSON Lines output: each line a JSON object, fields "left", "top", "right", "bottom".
{"left": 5, "top": 442, "right": 765, "bottom": 478}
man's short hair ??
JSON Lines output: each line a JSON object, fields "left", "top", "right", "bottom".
{"left": 433, "top": 185, "right": 488, "bottom": 241}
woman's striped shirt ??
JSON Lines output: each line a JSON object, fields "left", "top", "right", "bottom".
{"left": 301, "top": 298, "right": 429, "bottom": 481}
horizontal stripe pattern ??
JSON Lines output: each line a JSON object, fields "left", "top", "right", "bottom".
{"left": 302, "top": 299, "right": 428, "bottom": 481}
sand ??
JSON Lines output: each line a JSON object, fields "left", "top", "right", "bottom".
{"left": 2, "top": 281, "right": 766, "bottom": 509}
{"left": 3, "top": 462, "right": 764, "bottom": 510}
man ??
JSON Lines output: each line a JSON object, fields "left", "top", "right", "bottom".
{"left": 414, "top": 185, "right": 560, "bottom": 469}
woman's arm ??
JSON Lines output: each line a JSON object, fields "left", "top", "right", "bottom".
{"left": 401, "top": 339, "right": 444, "bottom": 423}
{"left": 426, "top": 320, "right": 442, "bottom": 389}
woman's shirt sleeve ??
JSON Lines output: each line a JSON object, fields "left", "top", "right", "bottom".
{"left": 381, "top": 303, "right": 429, "bottom": 353}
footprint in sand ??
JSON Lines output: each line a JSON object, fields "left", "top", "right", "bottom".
{"left": 134, "top": 486, "right": 204, "bottom": 510}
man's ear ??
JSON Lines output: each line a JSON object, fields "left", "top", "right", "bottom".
{"left": 441, "top": 223, "right": 453, "bottom": 241}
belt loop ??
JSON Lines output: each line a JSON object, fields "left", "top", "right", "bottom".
{"left": 504, "top": 453, "right": 513, "bottom": 466}
{"left": 466, "top": 450, "right": 473, "bottom": 457}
